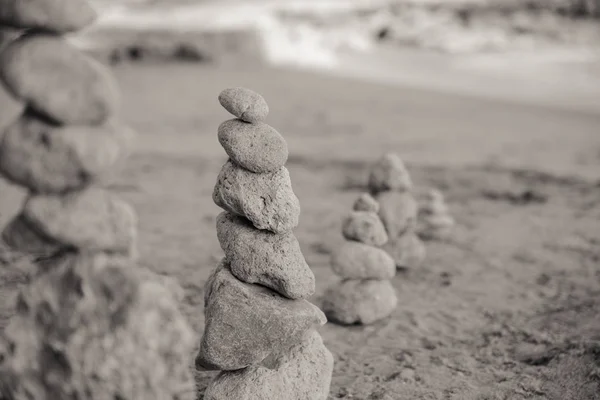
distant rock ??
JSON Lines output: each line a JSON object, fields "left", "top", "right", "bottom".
{"left": 204, "top": 330, "right": 333, "bottom": 400}
{"left": 341, "top": 211, "right": 388, "bottom": 247}
{"left": 375, "top": 191, "right": 418, "bottom": 238}
{"left": 218, "top": 87, "right": 269, "bottom": 123}
{"left": 353, "top": 193, "right": 379, "bottom": 213}
{"left": 368, "top": 153, "right": 412, "bottom": 194}
{"left": 196, "top": 261, "right": 326, "bottom": 371}
{"left": 213, "top": 160, "right": 300, "bottom": 234}
{"left": 331, "top": 241, "right": 395, "bottom": 280}
{"left": 383, "top": 232, "right": 426, "bottom": 269}
{"left": 0, "top": 0, "right": 97, "bottom": 33}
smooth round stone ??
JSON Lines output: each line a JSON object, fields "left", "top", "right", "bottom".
{"left": 368, "top": 153, "right": 412, "bottom": 194}
{"left": 22, "top": 188, "right": 137, "bottom": 254}
{"left": 375, "top": 191, "right": 418, "bottom": 238}
{"left": 341, "top": 211, "right": 388, "bottom": 247}
{"left": 383, "top": 232, "right": 426, "bottom": 269}
{"left": 0, "top": 33, "right": 119, "bottom": 125}
{"left": 322, "top": 279, "right": 398, "bottom": 325}
{"left": 353, "top": 193, "right": 379, "bottom": 213}
{"left": 218, "top": 87, "right": 269, "bottom": 123}
{"left": 0, "top": 0, "right": 97, "bottom": 32}
{"left": 0, "top": 113, "right": 136, "bottom": 193}
{"left": 218, "top": 119, "right": 288, "bottom": 173}
{"left": 204, "top": 330, "right": 333, "bottom": 400}
{"left": 331, "top": 241, "right": 395, "bottom": 280}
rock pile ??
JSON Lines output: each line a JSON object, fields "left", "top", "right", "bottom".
{"left": 417, "top": 188, "right": 455, "bottom": 241}
{"left": 368, "top": 153, "right": 426, "bottom": 269}
{"left": 322, "top": 192, "right": 398, "bottom": 325}
{"left": 0, "top": 2, "right": 195, "bottom": 399}
{"left": 198, "top": 87, "right": 333, "bottom": 400}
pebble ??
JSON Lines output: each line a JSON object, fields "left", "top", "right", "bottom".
{"left": 0, "top": 113, "right": 135, "bottom": 193}
{"left": 322, "top": 279, "right": 398, "bottom": 325}
{"left": 204, "top": 330, "right": 333, "bottom": 400}
{"left": 341, "top": 211, "right": 388, "bottom": 247}
{"left": 0, "top": 33, "right": 119, "bottom": 125}
{"left": 1, "top": 213, "right": 61, "bottom": 256}
{"left": 218, "top": 119, "right": 288, "bottom": 173}
{"left": 213, "top": 160, "right": 300, "bottom": 234}
{"left": 22, "top": 187, "right": 137, "bottom": 254}
{"left": 368, "top": 153, "right": 412, "bottom": 194}
{"left": 330, "top": 241, "right": 395, "bottom": 280}
{"left": 0, "top": 0, "right": 97, "bottom": 32}
{"left": 216, "top": 212, "right": 315, "bottom": 299}
{"left": 196, "top": 261, "right": 326, "bottom": 371}
{"left": 383, "top": 232, "right": 426, "bottom": 269}
{"left": 375, "top": 190, "right": 418, "bottom": 238}
{"left": 353, "top": 193, "right": 379, "bottom": 213}
{"left": 218, "top": 87, "right": 269, "bottom": 123}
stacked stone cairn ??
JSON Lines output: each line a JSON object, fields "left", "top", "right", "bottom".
{"left": 322, "top": 193, "right": 398, "bottom": 325}
{"left": 0, "top": 2, "right": 195, "bottom": 399}
{"left": 417, "top": 188, "right": 455, "bottom": 241}
{"left": 368, "top": 153, "right": 426, "bottom": 269}
{"left": 197, "top": 87, "right": 333, "bottom": 400}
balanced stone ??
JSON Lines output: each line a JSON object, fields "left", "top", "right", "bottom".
{"left": 331, "top": 241, "right": 395, "bottom": 280}
{"left": 0, "top": 0, "right": 97, "bottom": 32}
{"left": 0, "top": 113, "right": 136, "bottom": 193}
{"left": 0, "top": 33, "right": 118, "bottom": 125}
{"left": 353, "top": 192, "right": 379, "bottom": 213}
{"left": 2, "top": 214, "right": 61, "bottom": 256}
{"left": 368, "top": 153, "right": 412, "bottom": 194}
{"left": 196, "top": 261, "right": 326, "bottom": 371}
{"left": 218, "top": 119, "right": 288, "bottom": 173}
{"left": 375, "top": 190, "right": 418, "bottom": 238}
{"left": 218, "top": 87, "right": 269, "bottom": 123}
{"left": 22, "top": 187, "right": 137, "bottom": 254}
{"left": 204, "top": 330, "right": 333, "bottom": 400}
{"left": 341, "top": 211, "right": 388, "bottom": 247}
{"left": 216, "top": 212, "right": 315, "bottom": 299}
{"left": 213, "top": 160, "right": 300, "bottom": 234}
{"left": 322, "top": 279, "right": 398, "bottom": 325}
{"left": 383, "top": 232, "right": 426, "bottom": 269}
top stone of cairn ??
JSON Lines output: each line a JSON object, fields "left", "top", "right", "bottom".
{"left": 219, "top": 87, "right": 269, "bottom": 124}
{"left": 368, "top": 153, "right": 413, "bottom": 194}
{"left": 0, "top": 0, "right": 98, "bottom": 33}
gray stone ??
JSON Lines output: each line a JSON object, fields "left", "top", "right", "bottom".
{"left": 216, "top": 212, "right": 315, "bottom": 299}
{"left": 0, "top": 252, "right": 196, "bottom": 400}
{"left": 0, "top": 0, "right": 97, "bottom": 32}
{"left": 22, "top": 187, "right": 137, "bottom": 254}
{"left": 0, "top": 113, "right": 135, "bottom": 193}
{"left": 2, "top": 213, "right": 61, "bottom": 256}
{"left": 353, "top": 192, "right": 379, "bottom": 213}
{"left": 0, "top": 74, "right": 23, "bottom": 134}
{"left": 331, "top": 241, "right": 395, "bottom": 280}
{"left": 0, "top": 33, "right": 119, "bottom": 125}
{"left": 218, "top": 119, "right": 288, "bottom": 173}
{"left": 196, "top": 260, "right": 326, "bottom": 371}
{"left": 213, "top": 160, "right": 300, "bottom": 234}
{"left": 418, "top": 214, "right": 454, "bottom": 241}
{"left": 383, "top": 232, "right": 426, "bottom": 269}
{"left": 375, "top": 191, "right": 418, "bottom": 238}
{"left": 218, "top": 87, "right": 269, "bottom": 123}
{"left": 368, "top": 153, "right": 412, "bottom": 194}
{"left": 204, "top": 330, "right": 333, "bottom": 400}
{"left": 322, "top": 279, "right": 397, "bottom": 325}
{"left": 341, "top": 211, "right": 388, "bottom": 247}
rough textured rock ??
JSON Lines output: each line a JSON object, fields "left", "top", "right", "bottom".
{"left": 322, "top": 279, "right": 398, "bottom": 325}
{"left": 0, "top": 252, "right": 196, "bottom": 400}
{"left": 341, "top": 211, "right": 388, "bottom": 247}
{"left": 213, "top": 160, "right": 300, "bottom": 234}
{"left": 353, "top": 192, "right": 379, "bottom": 213}
{"left": 196, "top": 261, "right": 326, "bottom": 371}
{"left": 218, "top": 87, "right": 269, "bottom": 123}
{"left": 331, "top": 241, "right": 395, "bottom": 280}
{"left": 383, "top": 232, "right": 426, "bottom": 269}
{"left": 0, "top": 33, "right": 118, "bottom": 125}
{"left": 0, "top": 113, "right": 136, "bottom": 193}
{"left": 216, "top": 212, "right": 315, "bottom": 299}
{"left": 204, "top": 330, "right": 333, "bottom": 400}
{"left": 0, "top": 0, "right": 97, "bottom": 32}
{"left": 22, "top": 187, "right": 137, "bottom": 254}
{"left": 368, "top": 153, "right": 413, "bottom": 194}
{"left": 218, "top": 119, "right": 288, "bottom": 173}
{"left": 2, "top": 213, "right": 62, "bottom": 256}
{"left": 375, "top": 190, "right": 418, "bottom": 238}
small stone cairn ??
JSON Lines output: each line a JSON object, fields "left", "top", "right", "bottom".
{"left": 0, "top": 1, "right": 195, "bottom": 399}
{"left": 322, "top": 193, "right": 398, "bottom": 325}
{"left": 368, "top": 153, "right": 426, "bottom": 269}
{"left": 197, "top": 87, "right": 333, "bottom": 399}
{"left": 417, "top": 188, "right": 455, "bottom": 241}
